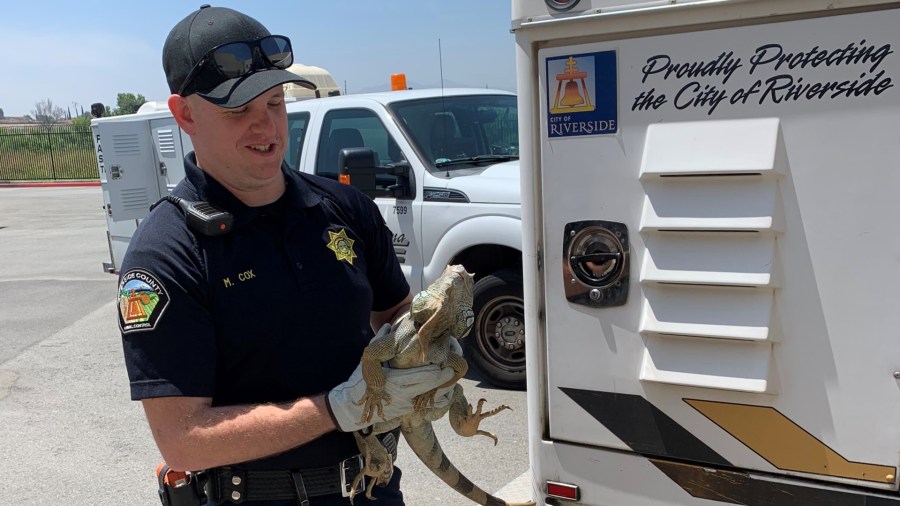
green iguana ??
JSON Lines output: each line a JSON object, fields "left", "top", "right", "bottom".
{"left": 351, "top": 264, "right": 534, "bottom": 506}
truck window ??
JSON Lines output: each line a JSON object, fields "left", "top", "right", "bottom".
{"left": 389, "top": 95, "right": 518, "bottom": 168}
{"left": 285, "top": 112, "right": 310, "bottom": 171}
{"left": 315, "top": 108, "right": 406, "bottom": 190}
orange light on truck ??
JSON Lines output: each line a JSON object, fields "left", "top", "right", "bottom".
{"left": 391, "top": 73, "right": 408, "bottom": 91}
{"left": 339, "top": 174, "right": 351, "bottom": 185}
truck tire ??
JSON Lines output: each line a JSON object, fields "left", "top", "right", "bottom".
{"left": 463, "top": 268, "right": 526, "bottom": 390}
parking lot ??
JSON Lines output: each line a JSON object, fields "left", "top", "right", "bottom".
{"left": 0, "top": 186, "right": 531, "bottom": 505}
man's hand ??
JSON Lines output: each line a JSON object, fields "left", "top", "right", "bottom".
{"left": 327, "top": 362, "right": 456, "bottom": 432}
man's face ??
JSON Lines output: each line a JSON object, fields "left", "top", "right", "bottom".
{"left": 184, "top": 87, "right": 289, "bottom": 198}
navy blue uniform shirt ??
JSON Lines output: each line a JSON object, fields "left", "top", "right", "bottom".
{"left": 117, "top": 153, "right": 409, "bottom": 469}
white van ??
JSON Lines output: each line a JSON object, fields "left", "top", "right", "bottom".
{"left": 514, "top": 0, "right": 900, "bottom": 503}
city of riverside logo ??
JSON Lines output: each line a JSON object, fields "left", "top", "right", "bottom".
{"left": 546, "top": 50, "right": 618, "bottom": 138}
{"left": 118, "top": 269, "right": 170, "bottom": 333}
{"left": 327, "top": 228, "right": 357, "bottom": 265}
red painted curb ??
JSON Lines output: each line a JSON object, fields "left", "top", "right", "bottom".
{"left": 0, "top": 181, "right": 100, "bottom": 188}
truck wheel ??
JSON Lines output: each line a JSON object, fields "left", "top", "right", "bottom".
{"left": 463, "top": 269, "right": 526, "bottom": 390}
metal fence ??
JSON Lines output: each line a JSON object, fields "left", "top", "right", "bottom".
{"left": 0, "top": 124, "right": 97, "bottom": 181}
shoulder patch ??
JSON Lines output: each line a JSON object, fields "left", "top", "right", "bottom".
{"left": 118, "top": 269, "right": 170, "bottom": 334}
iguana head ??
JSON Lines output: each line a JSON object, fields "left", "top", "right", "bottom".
{"left": 411, "top": 265, "right": 475, "bottom": 360}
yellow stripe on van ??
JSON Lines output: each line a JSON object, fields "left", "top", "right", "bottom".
{"left": 685, "top": 399, "right": 895, "bottom": 483}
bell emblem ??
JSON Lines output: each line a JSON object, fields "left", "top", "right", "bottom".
{"left": 551, "top": 56, "right": 595, "bottom": 114}
{"left": 560, "top": 80, "right": 585, "bottom": 107}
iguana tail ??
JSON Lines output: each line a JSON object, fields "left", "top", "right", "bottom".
{"left": 401, "top": 421, "right": 534, "bottom": 506}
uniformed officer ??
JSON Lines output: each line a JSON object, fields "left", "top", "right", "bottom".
{"left": 117, "top": 5, "right": 456, "bottom": 505}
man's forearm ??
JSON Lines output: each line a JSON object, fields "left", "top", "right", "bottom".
{"left": 143, "top": 393, "right": 337, "bottom": 471}
{"left": 371, "top": 293, "right": 413, "bottom": 331}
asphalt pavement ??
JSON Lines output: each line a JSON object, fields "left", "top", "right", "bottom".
{"left": 0, "top": 186, "right": 532, "bottom": 505}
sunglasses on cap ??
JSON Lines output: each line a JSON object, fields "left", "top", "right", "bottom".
{"left": 177, "top": 35, "right": 294, "bottom": 96}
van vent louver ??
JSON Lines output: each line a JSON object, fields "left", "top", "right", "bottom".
{"left": 157, "top": 129, "right": 176, "bottom": 156}
{"left": 637, "top": 118, "right": 785, "bottom": 394}
{"left": 112, "top": 133, "right": 141, "bottom": 156}
{"left": 118, "top": 188, "right": 149, "bottom": 213}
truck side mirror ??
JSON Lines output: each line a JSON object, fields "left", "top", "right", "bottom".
{"left": 338, "top": 147, "right": 413, "bottom": 199}
{"left": 338, "top": 147, "right": 378, "bottom": 195}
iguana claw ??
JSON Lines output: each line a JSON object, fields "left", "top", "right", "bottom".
{"left": 351, "top": 432, "right": 394, "bottom": 503}
{"left": 412, "top": 388, "right": 439, "bottom": 413}
{"left": 456, "top": 398, "right": 511, "bottom": 445}
{"left": 354, "top": 388, "right": 392, "bottom": 423}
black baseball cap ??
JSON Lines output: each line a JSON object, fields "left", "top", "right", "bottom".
{"left": 163, "top": 5, "right": 316, "bottom": 108}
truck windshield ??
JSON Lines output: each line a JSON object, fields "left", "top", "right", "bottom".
{"left": 388, "top": 94, "right": 518, "bottom": 170}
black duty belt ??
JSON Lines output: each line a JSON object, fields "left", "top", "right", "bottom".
{"left": 205, "top": 431, "right": 398, "bottom": 505}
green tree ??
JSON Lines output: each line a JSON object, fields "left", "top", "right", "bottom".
{"left": 114, "top": 92, "right": 147, "bottom": 115}
{"left": 31, "top": 98, "right": 65, "bottom": 127}
{"left": 0, "top": 107, "right": 4, "bottom": 118}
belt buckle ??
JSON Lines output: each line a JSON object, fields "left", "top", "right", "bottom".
{"left": 340, "top": 454, "right": 365, "bottom": 498}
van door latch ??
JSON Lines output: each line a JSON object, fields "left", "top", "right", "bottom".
{"left": 562, "top": 220, "right": 629, "bottom": 307}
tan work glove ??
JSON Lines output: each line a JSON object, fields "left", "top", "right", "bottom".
{"left": 326, "top": 326, "right": 457, "bottom": 432}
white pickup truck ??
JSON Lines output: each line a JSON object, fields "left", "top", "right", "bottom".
{"left": 93, "top": 88, "right": 525, "bottom": 388}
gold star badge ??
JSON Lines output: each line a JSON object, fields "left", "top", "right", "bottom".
{"left": 326, "top": 228, "right": 357, "bottom": 264}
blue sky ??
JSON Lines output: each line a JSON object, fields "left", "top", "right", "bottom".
{"left": 0, "top": 1, "right": 516, "bottom": 117}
